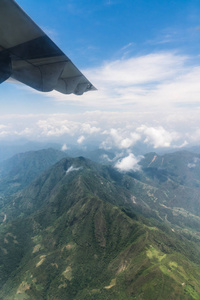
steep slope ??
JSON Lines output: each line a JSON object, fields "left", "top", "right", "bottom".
{"left": 0, "top": 156, "right": 200, "bottom": 299}
{"left": 122, "top": 151, "right": 200, "bottom": 233}
{"left": 1, "top": 156, "right": 131, "bottom": 223}
{"left": 141, "top": 150, "right": 200, "bottom": 189}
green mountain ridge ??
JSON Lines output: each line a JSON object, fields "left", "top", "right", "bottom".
{"left": 1, "top": 150, "right": 200, "bottom": 298}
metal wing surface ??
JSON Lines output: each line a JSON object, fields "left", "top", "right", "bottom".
{"left": 0, "top": 0, "right": 96, "bottom": 95}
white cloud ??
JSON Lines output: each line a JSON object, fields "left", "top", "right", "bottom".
{"left": 37, "top": 119, "right": 71, "bottom": 137}
{"left": 120, "top": 133, "right": 141, "bottom": 148}
{"left": 137, "top": 125, "right": 178, "bottom": 148}
{"left": 81, "top": 123, "right": 100, "bottom": 134}
{"left": 66, "top": 165, "right": 82, "bottom": 174}
{"left": 7, "top": 51, "right": 200, "bottom": 122}
{"left": 61, "top": 144, "right": 69, "bottom": 151}
{"left": 35, "top": 118, "right": 101, "bottom": 139}
{"left": 0, "top": 112, "right": 195, "bottom": 150}
{"left": 4, "top": 50, "right": 200, "bottom": 149}
{"left": 188, "top": 129, "right": 200, "bottom": 144}
{"left": 14, "top": 127, "right": 33, "bottom": 137}
{"left": 173, "top": 140, "right": 188, "bottom": 149}
{"left": 34, "top": 52, "right": 191, "bottom": 111}
{"left": 101, "top": 128, "right": 141, "bottom": 150}
{"left": 0, "top": 131, "right": 8, "bottom": 137}
{"left": 77, "top": 135, "right": 85, "bottom": 144}
{"left": 0, "top": 125, "right": 10, "bottom": 137}
{"left": 115, "top": 153, "right": 143, "bottom": 172}
{"left": 92, "top": 52, "right": 184, "bottom": 85}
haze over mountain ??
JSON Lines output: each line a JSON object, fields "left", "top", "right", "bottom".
{"left": 0, "top": 148, "right": 67, "bottom": 195}
{"left": 0, "top": 148, "right": 200, "bottom": 299}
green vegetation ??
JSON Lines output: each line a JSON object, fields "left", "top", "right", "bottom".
{"left": 0, "top": 150, "right": 200, "bottom": 298}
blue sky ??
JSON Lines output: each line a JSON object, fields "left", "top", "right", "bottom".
{"left": 1, "top": 0, "right": 200, "bottom": 155}
{"left": 16, "top": 0, "right": 200, "bottom": 66}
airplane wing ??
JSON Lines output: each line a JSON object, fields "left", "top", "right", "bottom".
{"left": 0, "top": 0, "right": 96, "bottom": 95}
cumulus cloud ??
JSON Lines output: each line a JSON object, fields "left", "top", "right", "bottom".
{"left": 35, "top": 118, "right": 101, "bottom": 140}
{"left": 14, "top": 127, "right": 33, "bottom": 137}
{"left": 101, "top": 128, "right": 141, "bottom": 150}
{"left": 137, "top": 125, "right": 178, "bottom": 148}
{"left": 120, "top": 133, "right": 141, "bottom": 148}
{"left": 37, "top": 119, "right": 71, "bottom": 137}
{"left": 61, "top": 144, "right": 69, "bottom": 151}
{"left": 77, "top": 135, "right": 85, "bottom": 144}
{"left": 115, "top": 153, "right": 143, "bottom": 172}
{"left": 81, "top": 123, "right": 100, "bottom": 134}
{"left": 0, "top": 112, "right": 192, "bottom": 150}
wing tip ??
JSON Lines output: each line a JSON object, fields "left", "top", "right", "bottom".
{"left": 88, "top": 84, "right": 97, "bottom": 92}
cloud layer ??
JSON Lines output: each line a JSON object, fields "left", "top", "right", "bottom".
{"left": 39, "top": 51, "right": 200, "bottom": 112}
{"left": 0, "top": 112, "right": 199, "bottom": 150}
{"left": 1, "top": 51, "right": 200, "bottom": 151}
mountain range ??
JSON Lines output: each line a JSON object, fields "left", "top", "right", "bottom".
{"left": 0, "top": 148, "right": 200, "bottom": 299}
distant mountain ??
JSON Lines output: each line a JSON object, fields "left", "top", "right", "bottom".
{"left": 185, "top": 145, "right": 200, "bottom": 154}
{"left": 0, "top": 140, "right": 62, "bottom": 162}
{"left": 1, "top": 153, "right": 200, "bottom": 298}
{"left": 0, "top": 148, "right": 67, "bottom": 195}
{"left": 64, "top": 148, "right": 116, "bottom": 164}
{"left": 132, "top": 151, "right": 200, "bottom": 228}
